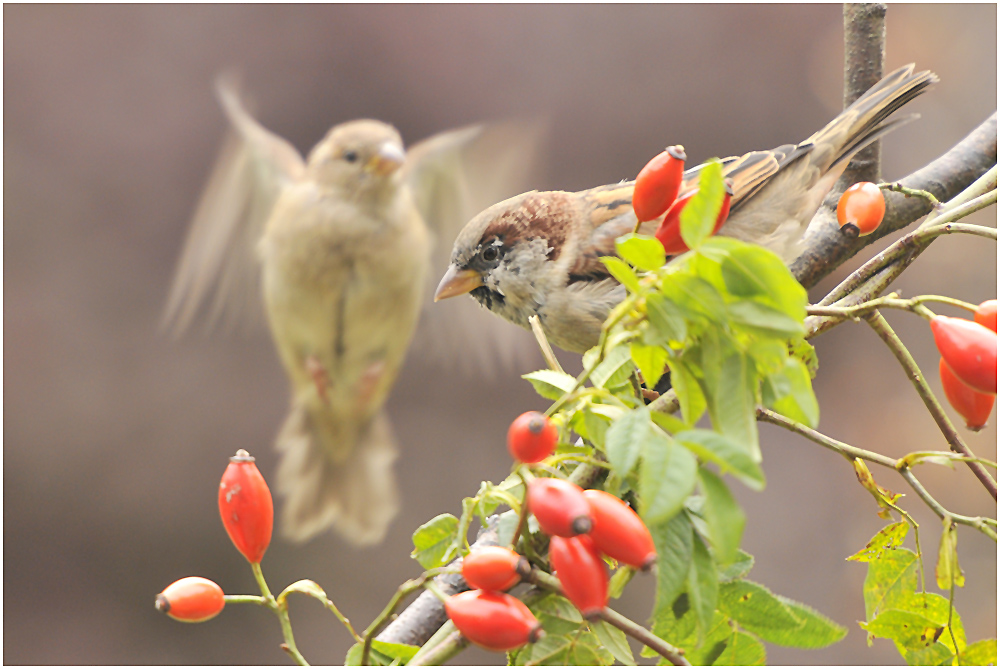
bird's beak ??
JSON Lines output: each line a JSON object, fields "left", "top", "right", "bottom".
{"left": 434, "top": 265, "right": 483, "bottom": 301}
{"left": 366, "top": 142, "right": 405, "bottom": 176}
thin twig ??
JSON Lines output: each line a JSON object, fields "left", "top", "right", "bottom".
{"left": 529, "top": 315, "right": 565, "bottom": 374}
{"left": 897, "top": 467, "right": 997, "bottom": 541}
{"left": 250, "top": 562, "right": 308, "bottom": 666}
{"left": 409, "top": 628, "right": 468, "bottom": 666}
{"left": 863, "top": 311, "right": 997, "bottom": 499}
{"left": 879, "top": 182, "right": 943, "bottom": 210}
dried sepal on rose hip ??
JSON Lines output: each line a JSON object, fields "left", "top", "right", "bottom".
{"left": 583, "top": 489, "right": 656, "bottom": 570}
{"left": 507, "top": 411, "right": 558, "bottom": 464}
{"left": 155, "top": 576, "right": 225, "bottom": 623}
{"left": 930, "top": 316, "right": 997, "bottom": 395}
{"left": 974, "top": 299, "right": 998, "bottom": 333}
{"left": 654, "top": 179, "right": 733, "bottom": 255}
{"left": 444, "top": 590, "right": 544, "bottom": 652}
{"left": 527, "top": 477, "right": 593, "bottom": 537}
{"left": 836, "top": 182, "right": 885, "bottom": 237}
{"left": 462, "top": 546, "right": 528, "bottom": 592}
{"left": 940, "top": 358, "right": 995, "bottom": 430}
{"left": 549, "top": 534, "right": 609, "bottom": 618}
{"left": 633, "top": 145, "right": 687, "bottom": 223}
{"left": 219, "top": 449, "right": 274, "bottom": 564}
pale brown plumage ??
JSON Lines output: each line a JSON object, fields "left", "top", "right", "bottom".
{"left": 436, "top": 64, "right": 937, "bottom": 353}
{"left": 165, "top": 81, "right": 544, "bottom": 544}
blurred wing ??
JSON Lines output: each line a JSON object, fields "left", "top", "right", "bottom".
{"left": 162, "top": 78, "right": 305, "bottom": 337}
{"left": 405, "top": 120, "right": 548, "bottom": 375}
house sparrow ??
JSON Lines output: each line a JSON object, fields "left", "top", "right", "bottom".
{"left": 164, "top": 80, "right": 543, "bottom": 544}
{"left": 435, "top": 64, "right": 937, "bottom": 354}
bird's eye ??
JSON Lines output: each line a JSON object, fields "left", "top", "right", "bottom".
{"left": 342, "top": 150, "right": 359, "bottom": 163}
{"left": 482, "top": 246, "right": 499, "bottom": 262}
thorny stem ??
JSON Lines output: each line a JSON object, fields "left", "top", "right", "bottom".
{"left": 251, "top": 562, "right": 308, "bottom": 666}
{"left": 361, "top": 569, "right": 449, "bottom": 666}
{"left": 818, "top": 222, "right": 997, "bottom": 308}
{"left": 805, "top": 293, "right": 978, "bottom": 321}
{"left": 863, "top": 310, "right": 997, "bottom": 499}
{"left": 523, "top": 567, "right": 690, "bottom": 666}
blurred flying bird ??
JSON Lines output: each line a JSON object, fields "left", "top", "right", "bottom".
{"left": 165, "top": 80, "right": 543, "bottom": 544}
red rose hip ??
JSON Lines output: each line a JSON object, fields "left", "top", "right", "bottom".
{"left": 633, "top": 145, "right": 687, "bottom": 223}
{"left": 462, "top": 546, "right": 526, "bottom": 592}
{"left": 583, "top": 489, "right": 656, "bottom": 570}
{"left": 654, "top": 180, "right": 733, "bottom": 255}
{"left": 155, "top": 576, "right": 225, "bottom": 623}
{"left": 444, "top": 590, "right": 543, "bottom": 651}
{"left": 940, "top": 358, "right": 995, "bottom": 430}
{"left": 549, "top": 535, "right": 609, "bottom": 618}
{"left": 930, "top": 316, "right": 997, "bottom": 395}
{"left": 837, "top": 182, "right": 885, "bottom": 236}
{"left": 507, "top": 411, "right": 558, "bottom": 464}
{"left": 219, "top": 449, "right": 273, "bottom": 564}
{"left": 974, "top": 300, "right": 998, "bottom": 333}
{"left": 527, "top": 478, "right": 593, "bottom": 537}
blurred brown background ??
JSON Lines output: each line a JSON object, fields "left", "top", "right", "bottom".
{"left": 4, "top": 4, "right": 996, "bottom": 665}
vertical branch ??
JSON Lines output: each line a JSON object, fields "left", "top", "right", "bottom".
{"left": 841, "top": 3, "right": 887, "bottom": 185}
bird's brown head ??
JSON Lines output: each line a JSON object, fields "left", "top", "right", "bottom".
{"left": 434, "top": 191, "right": 576, "bottom": 314}
{"left": 306, "top": 119, "right": 406, "bottom": 194}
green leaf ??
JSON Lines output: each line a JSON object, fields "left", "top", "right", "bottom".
{"left": 936, "top": 519, "right": 966, "bottom": 590}
{"left": 727, "top": 300, "right": 805, "bottom": 337}
{"left": 639, "top": 430, "right": 698, "bottom": 525}
{"left": 708, "top": 629, "right": 768, "bottom": 665}
{"left": 630, "top": 342, "right": 669, "bottom": 389}
{"left": 645, "top": 293, "right": 687, "bottom": 346}
{"left": 762, "top": 355, "right": 820, "bottom": 429}
{"left": 847, "top": 521, "right": 910, "bottom": 562}
{"left": 410, "top": 513, "right": 458, "bottom": 569}
{"left": 591, "top": 344, "right": 635, "bottom": 389}
{"left": 650, "top": 409, "right": 689, "bottom": 435}
{"left": 602, "top": 256, "right": 641, "bottom": 294}
{"left": 863, "top": 547, "right": 919, "bottom": 620}
{"left": 747, "top": 338, "right": 789, "bottom": 376}
{"left": 718, "top": 580, "right": 801, "bottom": 637}
{"left": 522, "top": 369, "right": 577, "bottom": 400}
{"left": 591, "top": 619, "right": 636, "bottom": 665}
{"left": 605, "top": 406, "right": 652, "bottom": 478}
{"left": 717, "top": 549, "right": 754, "bottom": 582}
{"left": 345, "top": 640, "right": 419, "bottom": 666}
{"left": 961, "top": 639, "right": 998, "bottom": 665}
{"left": 277, "top": 579, "right": 329, "bottom": 607}
{"left": 680, "top": 160, "right": 724, "bottom": 250}
{"left": 688, "top": 532, "right": 719, "bottom": 638}
{"left": 719, "top": 243, "right": 807, "bottom": 321}
{"left": 651, "top": 512, "right": 695, "bottom": 619}
{"left": 861, "top": 592, "right": 967, "bottom": 654}
{"left": 698, "top": 468, "right": 746, "bottom": 566}
{"left": 699, "top": 333, "right": 761, "bottom": 462}
{"left": 670, "top": 358, "right": 707, "bottom": 427}
{"left": 660, "top": 275, "right": 726, "bottom": 324}
{"left": 616, "top": 233, "right": 666, "bottom": 272}
{"left": 675, "top": 429, "right": 766, "bottom": 491}
{"left": 582, "top": 409, "right": 610, "bottom": 450}
{"left": 774, "top": 596, "right": 849, "bottom": 649}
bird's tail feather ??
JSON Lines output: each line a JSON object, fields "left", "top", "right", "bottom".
{"left": 275, "top": 400, "right": 399, "bottom": 545}
{"left": 810, "top": 63, "right": 938, "bottom": 171}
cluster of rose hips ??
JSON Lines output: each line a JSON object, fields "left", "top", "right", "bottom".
{"left": 443, "top": 411, "right": 657, "bottom": 653}
{"left": 632, "top": 145, "right": 733, "bottom": 254}
{"left": 155, "top": 449, "right": 274, "bottom": 623}
{"left": 932, "top": 301, "right": 997, "bottom": 430}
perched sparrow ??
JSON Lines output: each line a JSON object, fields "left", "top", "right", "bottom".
{"left": 435, "top": 64, "right": 937, "bottom": 354}
{"left": 165, "top": 81, "right": 542, "bottom": 544}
